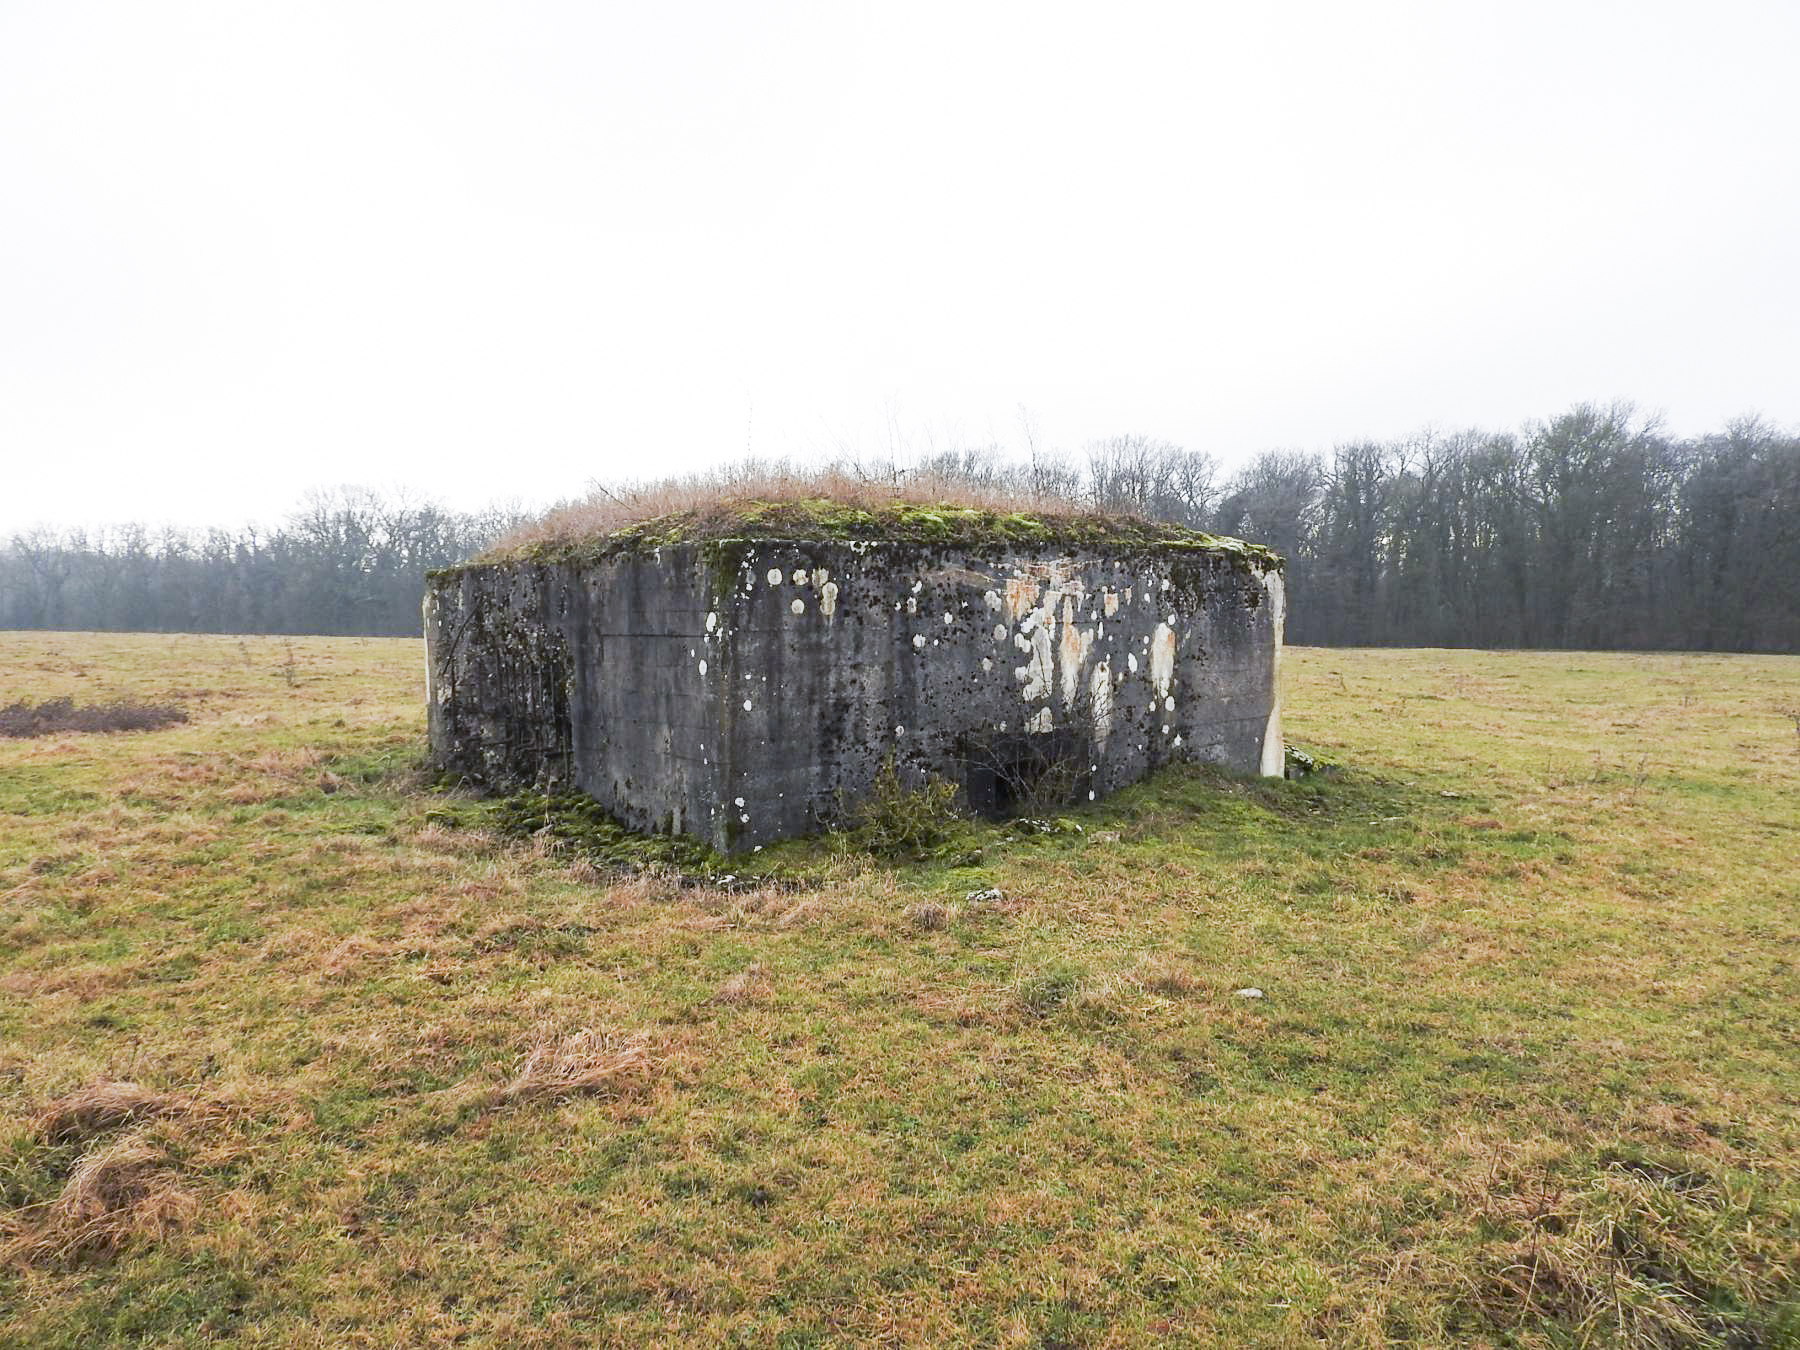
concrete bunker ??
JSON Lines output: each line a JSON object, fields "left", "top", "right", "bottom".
{"left": 425, "top": 509, "right": 1285, "bottom": 852}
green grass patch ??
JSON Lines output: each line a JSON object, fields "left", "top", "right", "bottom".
{"left": 0, "top": 634, "right": 1796, "bottom": 1345}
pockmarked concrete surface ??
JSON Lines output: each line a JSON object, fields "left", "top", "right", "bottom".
{"left": 426, "top": 540, "right": 1284, "bottom": 851}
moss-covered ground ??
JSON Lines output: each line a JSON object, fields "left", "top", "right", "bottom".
{"left": 1, "top": 633, "right": 1797, "bottom": 1346}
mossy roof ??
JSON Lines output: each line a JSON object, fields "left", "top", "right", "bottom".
{"left": 461, "top": 499, "right": 1281, "bottom": 572}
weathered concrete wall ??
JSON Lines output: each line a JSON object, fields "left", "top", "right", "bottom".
{"left": 426, "top": 538, "right": 1283, "bottom": 852}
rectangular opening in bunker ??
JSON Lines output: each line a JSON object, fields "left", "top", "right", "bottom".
{"left": 959, "top": 728, "right": 1092, "bottom": 820}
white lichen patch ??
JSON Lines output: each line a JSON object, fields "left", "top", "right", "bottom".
{"left": 913, "top": 634, "right": 927, "bottom": 650}
{"left": 983, "top": 589, "right": 1002, "bottom": 611}
{"left": 1014, "top": 625, "right": 1053, "bottom": 702}
{"left": 1150, "top": 623, "right": 1177, "bottom": 698}
{"left": 1004, "top": 575, "right": 1042, "bottom": 622}
{"left": 767, "top": 568, "right": 783, "bottom": 585}
{"left": 820, "top": 581, "right": 839, "bottom": 617}
{"left": 698, "top": 660, "right": 708, "bottom": 676}
{"left": 1089, "top": 661, "right": 1114, "bottom": 743}
{"left": 1057, "top": 597, "right": 1095, "bottom": 707}
{"left": 993, "top": 624, "right": 1007, "bottom": 643}
{"left": 706, "top": 612, "right": 718, "bottom": 632}
{"left": 791, "top": 598, "right": 806, "bottom": 615}
{"left": 1026, "top": 707, "right": 1054, "bottom": 734}
{"left": 792, "top": 568, "right": 808, "bottom": 584}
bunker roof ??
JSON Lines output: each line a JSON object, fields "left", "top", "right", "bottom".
{"left": 466, "top": 498, "right": 1282, "bottom": 573}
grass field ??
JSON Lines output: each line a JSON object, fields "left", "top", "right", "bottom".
{"left": 2, "top": 632, "right": 1797, "bottom": 1347}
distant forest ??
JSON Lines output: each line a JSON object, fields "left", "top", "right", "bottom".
{"left": 4, "top": 404, "right": 1797, "bottom": 652}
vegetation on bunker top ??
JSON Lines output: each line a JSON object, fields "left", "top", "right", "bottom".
{"left": 468, "top": 498, "right": 1279, "bottom": 573}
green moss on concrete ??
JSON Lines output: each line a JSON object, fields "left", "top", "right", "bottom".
{"left": 492, "top": 791, "right": 726, "bottom": 873}
{"left": 461, "top": 499, "right": 1281, "bottom": 573}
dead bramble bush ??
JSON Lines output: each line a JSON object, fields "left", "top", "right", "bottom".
{"left": 0, "top": 695, "right": 187, "bottom": 738}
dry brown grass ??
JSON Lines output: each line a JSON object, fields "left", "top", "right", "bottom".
{"left": 35, "top": 1081, "right": 186, "bottom": 1146}
{"left": 1128, "top": 953, "right": 1202, "bottom": 997}
{"left": 489, "top": 457, "right": 1102, "bottom": 555}
{"left": 491, "top": 1029, "right": 657, "bottom": 1107}
{"left": 902, "top": 900, "right": 954, "bottom": 931}
{"left": 8, "top": 1079, "right": 281, "bottom": 1267}
{"left": 13, "top": 1132, "right": 198, "bottom": 1262}
{"left": 712, "top": 962, "right": 769, "bottom": 1006}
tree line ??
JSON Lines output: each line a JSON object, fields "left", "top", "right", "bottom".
{"left": 4, "top": 404, "right": 1797, "bottom": 650}
{"left": 939, "top": 403, "right": 1797, "bottom": 652}
{"left": 0, "top": 489, "right": 523, "bottom": 637}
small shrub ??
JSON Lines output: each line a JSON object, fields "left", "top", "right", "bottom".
{"left": 0, "top": 696, "right": 187, "bottom": 738}
{"left": 845, "top": 757, "right": 965, "bottom": 857}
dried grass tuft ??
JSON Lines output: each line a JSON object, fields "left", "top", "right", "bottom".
{"left": 1131, "top": 954, "right": 1201, "bottom": 997}
{"left": 563, "top": 857, "right": 608, "bottom": 886}
{"left": 712, "top": 962, "right": 769, "bottom": 1006}
{"left": 319, "top": 935, "right": 389, "bottom": 978}
{"left": 492, "top": 1030, "right": 656, "bottom": 1107}
{"left": 8, "top": 1078, "right": 270, "bottom": 1265}
{"left": 36, "top": 1080, "right": 184, "bottom": 1146}
{"left": 20, "top": 1131, "right": 198, "bottom": 1260}
{"left": 774, "top": 898, "right": 828, "bottom": 928}
{"left": 903, "top": 901, "right": 955, "bottom": 931}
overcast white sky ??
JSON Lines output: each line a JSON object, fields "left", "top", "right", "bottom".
{"left": 3, "top": 1, "right": 1797, "bottom": 533}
